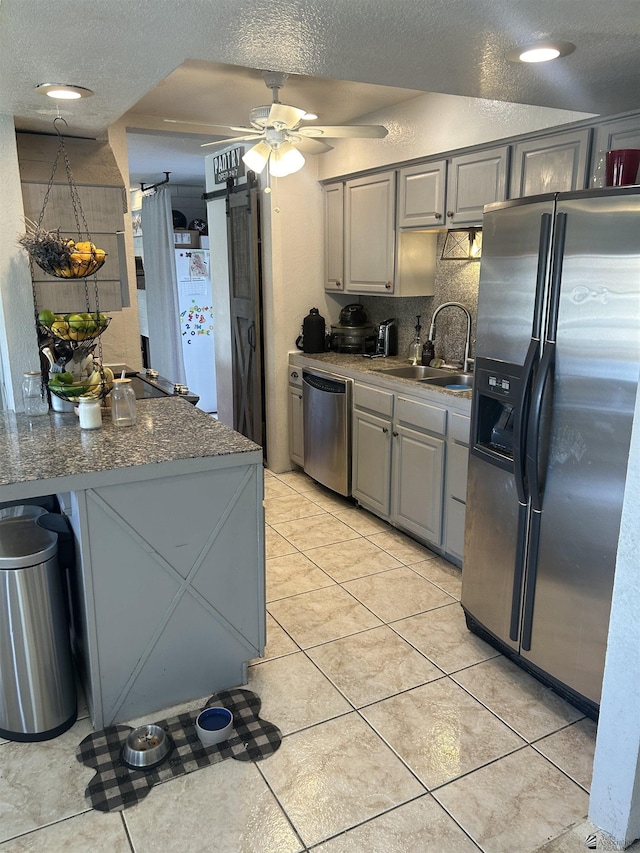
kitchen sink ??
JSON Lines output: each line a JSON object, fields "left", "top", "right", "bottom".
{"left": 420, "top": 373, "right": 474, "bottom": 389}
{"left": 373, "top": 365, "right": 450, "bottom": 380}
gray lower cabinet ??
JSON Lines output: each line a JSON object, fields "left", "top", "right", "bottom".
{"left": 510, "top": 129, "right": 591, "bottom": 197}
{"left": 288, "top": 367, "right": 304, "bottom": 466}
{"left": 352, "top": 408, "right": 392, "bottom": 516}
{"left": 65, "top": 458, "right": 265, "bottom": 728}
{"left": 352, "top": 382, "right": 447, "bottom": 547}
{"left": 392, "top": 422, "right": 444, "bottom": 545}
{"left": 444, "top": 411, "right": 470, "bottom": 565}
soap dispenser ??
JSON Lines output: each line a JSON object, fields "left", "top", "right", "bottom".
{"left": 407, "top": 315, "right": 422, "bottom": 365}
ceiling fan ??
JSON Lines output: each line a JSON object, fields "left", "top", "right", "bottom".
{"left": 164, "top": 71, "right": 388, "bottom": 177}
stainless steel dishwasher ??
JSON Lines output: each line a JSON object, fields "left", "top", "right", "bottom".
{"left": 302, "top": 368, "right": 352, "bottom": 497}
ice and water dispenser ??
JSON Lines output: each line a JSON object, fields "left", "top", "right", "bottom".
{"left": 471, "top": 358, "right": 523, "bottom": 465}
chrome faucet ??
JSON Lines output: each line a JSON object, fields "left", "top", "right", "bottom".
{"left": 428, "top": 301, "right": 473, "bottom": 373}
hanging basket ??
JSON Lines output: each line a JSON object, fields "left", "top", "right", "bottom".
{"left": 19, "top": 222, "right": 106, "bottom": 279}
{"left": 18, "top": 117, "right": 107, "bottom": 279}
{"left": 38, "top": 312, "right": 111, "bottom": 344}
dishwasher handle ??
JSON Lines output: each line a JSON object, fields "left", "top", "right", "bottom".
{"left": 302, "top": 372, "right": 347, "bottom": 395}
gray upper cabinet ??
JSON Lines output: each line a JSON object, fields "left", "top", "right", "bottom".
{"left": 397, "top": 161, "right": 446, "bottom": 228}
{"left": 591, "top": 114, "right": 640, "bottom": 187}
{"left": 344, "top": 171, "right": 396, "bottom": 294}
{"left": 446, "top": 146, "right": 509, "bottom": 225}
{"left": 324, "top": 182, "right": 344, "bottom": 291}
{"left": 510, "top": 129, "right": 591, "bottom": 197}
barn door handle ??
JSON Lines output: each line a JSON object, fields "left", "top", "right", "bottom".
{"left": 248, "top": 321, "right": 256, "bottom": 351}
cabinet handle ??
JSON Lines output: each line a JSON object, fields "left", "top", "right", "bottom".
{"left": 382, "top": 426, "right": 389, "bottom": 433}
{"left": 385, "top": 281, "right": 392, "bottom": 289}
{"left": 447, "top": 210, "right": 454, "bottom": 218}
{"left": 298, "top": 394, "right": 302, "bottom": 400}
{"left": 291, "top": 371, "right": 298, "bottom": 379}
{"left": 336, "top": 280, "right": 341, "bottom": 288}
{"left": 392, "top": 430, "right": 399, "bottom": 437}
{"left": 435, "top": 212, "right": 442, "bottom": 219}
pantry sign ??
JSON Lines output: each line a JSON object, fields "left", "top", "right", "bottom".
{"left": 212, "top": 147, "right": 245, "bottom": 183}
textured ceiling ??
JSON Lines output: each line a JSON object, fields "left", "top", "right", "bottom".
{"left": 2, "top": 0, "right": 638, "bottom": 184}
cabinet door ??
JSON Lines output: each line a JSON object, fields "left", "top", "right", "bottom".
{"left": 392, "top": 424, "right": 444, "bottom": 546}
{"left": 397, "top": 161, "right": 446, "bottom": 228}
{"left": 445, "top": 497, "right": 466, "bottom": 563}
{"left": 352, "top": 409, "right": 392, "bottom": 516}
{"left": 510, "top": 129, "right": 591, "bottom": 197}
{"left": 324, "top": 182, "right": 344, "bottom": 291}
{"left": 344, "top": 171, "right": 395, "bottom": 294}
{"left": 591, "top": 116, "right": 640, "bottom": 187}
{"left": 288, "top": 385, "right": 304, "bottom": 467}
{"left": 446, "top": 146, "right": 509, "bottom": 225}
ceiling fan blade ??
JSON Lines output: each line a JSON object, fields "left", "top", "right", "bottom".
{"left": 300, "top": 125, "right": 388, "bottom": 139}
{"left": 164, "top": 119, "right": 262, "bottom": 135}
{"left": 200, "top": 135, "right": 264, "bottom": 148}
{"left": 268, "top": 103, "right": 308, "bottom": 129}
{"left": 292, "top": 136, "right": 333, "bottom": 155}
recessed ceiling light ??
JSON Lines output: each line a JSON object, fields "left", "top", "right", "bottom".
{"left": 507, "top": 41, "right": 575, "bottom": 63}
{"left": 34, "top": 83, "right": 94, "bottom": 100}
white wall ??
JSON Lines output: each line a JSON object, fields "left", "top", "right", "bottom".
{"left": 0, "top": 115, "right": 42, "bottom": 410}
{"left": 317, "top": 92, "right": 593, "bottom": 180}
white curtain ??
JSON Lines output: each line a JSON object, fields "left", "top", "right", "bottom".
{"left": 141, "top": 186, "right": 186, "bottom": 384}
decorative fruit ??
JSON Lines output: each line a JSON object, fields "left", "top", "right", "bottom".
{"left": 38, "top": 308, "right": 55, "bottom": 326}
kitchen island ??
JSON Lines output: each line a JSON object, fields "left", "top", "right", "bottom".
{"left": 0, "top": 398, "right": 265, "bottom": 729}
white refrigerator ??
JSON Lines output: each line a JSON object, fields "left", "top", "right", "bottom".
{"left": 175, "top": 248, "right": 217, "bottom": 413}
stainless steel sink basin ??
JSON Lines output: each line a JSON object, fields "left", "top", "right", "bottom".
{"left": 373, "top": 365, "right": 449, "bottom": 380}
{"left": 421, "top": 373, "right": 474, "bottom": 389}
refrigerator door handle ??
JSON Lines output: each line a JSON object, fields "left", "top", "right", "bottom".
{"left": 513, "top": 213, "right": 552, "bottom": 504}
{"left": 526, "top": 341, "right": 555, "bottom": 512}
{"left": 546, "top": 212, "right": 568, "bottom": 344}
{"left": 509, "top": 212, "right": 552, "bottom": 642}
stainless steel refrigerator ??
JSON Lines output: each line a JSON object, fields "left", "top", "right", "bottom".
{"left": 462, "top": 186, "right": 640, "bottom": 718}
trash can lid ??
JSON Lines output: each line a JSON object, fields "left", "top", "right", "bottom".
{"left": 0, "top": 506, "right": 58, "bottom": 569}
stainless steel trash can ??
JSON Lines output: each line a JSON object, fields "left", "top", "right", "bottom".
{"left": 0, "top": 505, "right": 76, "bottom": 741}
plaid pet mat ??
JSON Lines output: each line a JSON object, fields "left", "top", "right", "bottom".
{"left": 76, "top": 688, "right": 282, "bottom": 812}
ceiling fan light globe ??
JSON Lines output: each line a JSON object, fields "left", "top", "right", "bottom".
{"left": 269, "top": 143, "right": 305, "bottom": 177}
{"left": 242, "top": 140, "right": 271, "bottom": 174}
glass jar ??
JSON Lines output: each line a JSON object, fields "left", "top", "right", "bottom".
{"left": 110, "top": 378, "right": 137, "bottom": 427}
{"left": 22, "top": 371, "right": 49, "bottom": 416}
{"left": 78, "top": 397, "right": 102, "bottom": 429}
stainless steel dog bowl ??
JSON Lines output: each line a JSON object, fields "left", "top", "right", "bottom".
{"left": 121, "top": 724, "right": 171, "bottom": 770}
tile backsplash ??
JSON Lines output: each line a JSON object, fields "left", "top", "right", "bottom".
{"left": 360, "top": 233, "right": 481, "bottom": 364}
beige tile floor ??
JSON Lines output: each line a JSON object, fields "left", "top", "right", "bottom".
{"left": 0, "top": 468, "right": 635, "bottom": 852}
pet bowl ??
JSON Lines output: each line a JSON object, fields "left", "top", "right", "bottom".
{"left": 121, "top": 724, "right": 171, "bottom": 770}
{"left": 195, "top": 707, "right": 234, "bottom": 746}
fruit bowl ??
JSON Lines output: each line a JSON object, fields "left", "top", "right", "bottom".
{"left": 19, "top": 227, "right": 107, "bottom": 279}
{"left": 39, "top": 314, "right": 111, "bottom": 344}
{"left": 34, "top": 253, "right": 106, "bottom": 278}
{"left": 47, "top": 365, "right": 114, "bottom": 402}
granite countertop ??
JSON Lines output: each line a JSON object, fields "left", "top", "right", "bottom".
{"left": 289, "top": 352, "right": 473, "bottom": 402}
{"left": 0, "top": 397, "right": 261, "bottom": 492}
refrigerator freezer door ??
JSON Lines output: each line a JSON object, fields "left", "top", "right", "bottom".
{"left": 463, "top": 458, "right": 522, "bottom": 650}
{"left": 475, "top": 198, "right": 554, "bottom": 365}
{"left": 521, "top": 191, "right": 640, "bottom": 704}
{"left": 463, "top": 197, "right": 555, "bottom": 647}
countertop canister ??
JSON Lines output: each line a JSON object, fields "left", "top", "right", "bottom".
{"left": 110, "top": 379, "right": 137, "bottom": 427}
{"left": 78, "top": 397, "right": 102, "bottom": 430}
{"left": 22, "top": 371, "right": 49, "bottom": 416}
